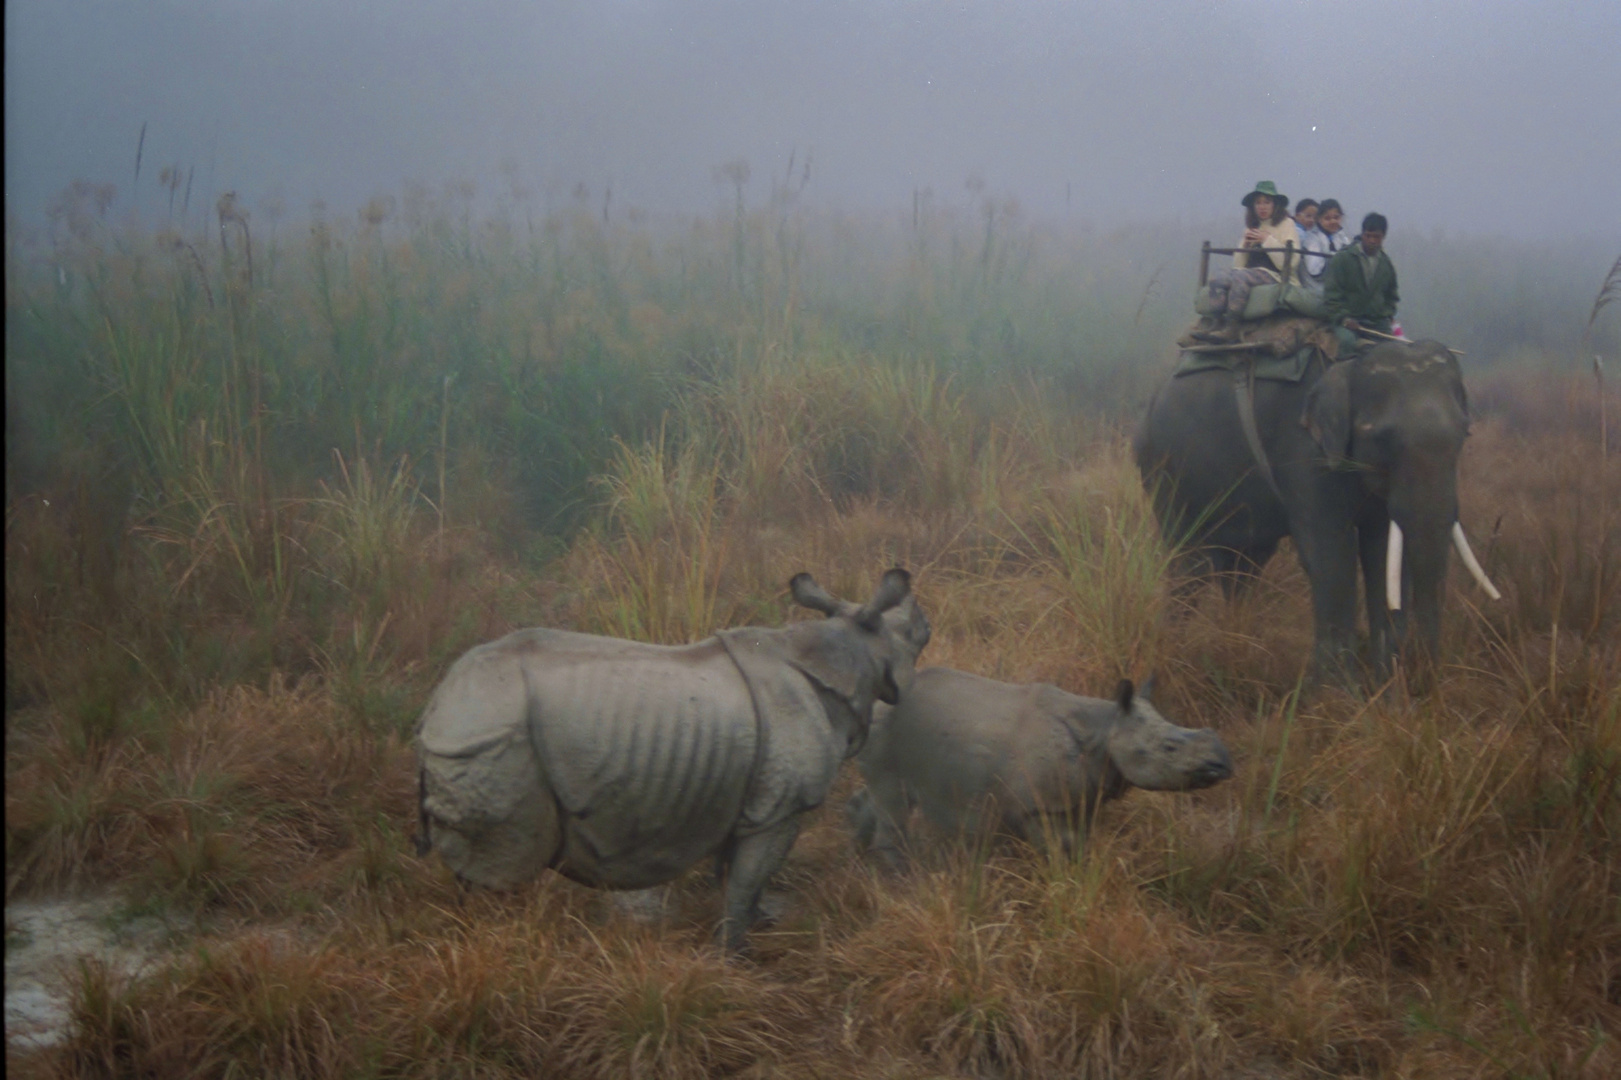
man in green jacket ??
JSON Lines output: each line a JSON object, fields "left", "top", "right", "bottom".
{"left": 1324, "top": 212, "right": 1399, "bottom": 354}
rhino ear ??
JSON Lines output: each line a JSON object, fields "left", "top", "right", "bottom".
{"left": 853, "top": 568, "right": 912, "bottom": 631}
{"left": 1137, "top": 673, "right": 1157, "bottom": 703}
{"left": 1115, "top": 678, "right": 1135, "bottom": 714}
{"left": 790, "top": 573, "right": 843, "bottom": 617}
{"left": 1302, "top": 361, "right": 1354, "bottom": 468}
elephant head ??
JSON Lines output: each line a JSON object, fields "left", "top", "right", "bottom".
{"left": 1302, "top": 341, "right": 1497, "bottom": 666}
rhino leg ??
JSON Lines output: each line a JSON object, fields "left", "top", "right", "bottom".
{"left": 844, "top": 788, "right": 878, "bottom": 850}
{"left": 1014, "top": 809, "right": 1083, "bottom": 858}
{"left": 861, "top": 779, "right": 915, "bottom": 872}
{"left": 713, "top": 835, "right": 738, "bottom": 887}
{"left": 716, "top": 819, "right": 800, "bottom": 953}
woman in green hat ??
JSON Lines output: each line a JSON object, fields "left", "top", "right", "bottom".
{"left": 1195, "top": 180, "right": 1303, "bottom": 342}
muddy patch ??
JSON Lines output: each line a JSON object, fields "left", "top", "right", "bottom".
{"left": 5, "top": 896, "right": 182, "bottom": 1051}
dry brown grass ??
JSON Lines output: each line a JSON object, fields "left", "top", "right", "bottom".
{"left": 6, "top": 367, "right": 1618, "bottom": 1079}
{"left": 5, "top": 679, "right": 419, "bottom": 909}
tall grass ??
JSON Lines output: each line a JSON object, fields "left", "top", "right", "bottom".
{"left": 1029, "top": 443, "right": 1176, "bottom": 678}
{"left": 5, "top": 185, "right": 1618, "bottom": 1079}
{"left": 575, "top": 431, "right": 733, "bottom": 644}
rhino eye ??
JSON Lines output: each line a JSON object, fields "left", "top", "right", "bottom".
{"left": 1162, "top": 739, "right": 1182, "bottom": 753}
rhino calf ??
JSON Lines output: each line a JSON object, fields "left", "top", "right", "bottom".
{"left": 848, "top": 667, "right": 1231, "bottom": 865}
{"left": 415, "top": 569, "right": 929, "bottom": 951}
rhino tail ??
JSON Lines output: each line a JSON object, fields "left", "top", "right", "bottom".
{"left": 413, "top": 767, "right": 432, "bottom": 857}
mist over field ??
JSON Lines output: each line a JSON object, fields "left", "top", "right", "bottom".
{"left": 7, "top": 0, "right": 1620, "bottom": 366}
{"left": 7, "top": 0, "right": 1621, "bottom": 372}
{"left": 7, "top": 0, "right": 1621, "bottom": 231}
{"left": 5, "top": 4, "right": 1620, "bottom": 1076}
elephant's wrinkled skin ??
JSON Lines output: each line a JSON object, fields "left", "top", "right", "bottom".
{"left": 1135, "top": 341, "right": 1476, "bottom": 677}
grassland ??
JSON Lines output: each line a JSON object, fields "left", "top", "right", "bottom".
{"left": 5, "top": 180, "right": 1619, "bottom": 1078}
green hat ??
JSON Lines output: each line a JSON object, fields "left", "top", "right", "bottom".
{"left": 1241, "top": 180, "right": 1288, "bottom": 209}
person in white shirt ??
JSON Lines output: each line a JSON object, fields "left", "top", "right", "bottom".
{"left": 1300, "top": 198, "right": 1354, "bottom": 289}
{"left": 1294, "top": 198, "right": 1319, "bottom": 235}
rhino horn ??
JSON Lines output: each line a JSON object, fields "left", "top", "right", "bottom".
{"left": 789, "top": 573, "right": 845, "bottom": 616}
{"left": 853, "top": 567, "right": 911, "bottom": 630}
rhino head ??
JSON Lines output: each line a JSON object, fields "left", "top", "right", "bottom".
{"left": 784, "top": 568, "right": 930, "bottom": 749}
{"left": 1102, "top": 678, "right": 1233, "bottom": 791}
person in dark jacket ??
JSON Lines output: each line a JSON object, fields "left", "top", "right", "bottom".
{"left": 1323, "top": 212, "right": 1398, "bottom": 353}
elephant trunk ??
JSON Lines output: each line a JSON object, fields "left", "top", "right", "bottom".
{"left": 1396, "top": 504, "right": 1455, "bottom": 662}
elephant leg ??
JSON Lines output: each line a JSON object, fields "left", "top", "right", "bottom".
{"left": 716, "top": 819, "right": 800, "bottom": 953}
{"left": 1167, "top": 540, "right": 1275, "bottom": 611}
{"left": 1163, "top": 547, "right": 1214, "bottom": 617}
{"left": 1213, "top": 541, "right": 1278, "bottom": 601}
{"left": 1293, "top": 514, "right": 1361, "bottom": 680}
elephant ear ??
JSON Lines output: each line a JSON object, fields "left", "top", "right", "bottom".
{"left": 1302, "top": 361, "right": 1354, "bottom": 468}
{"left": 1441, "top": 348, "right": 1471, "bottom": 429}
{"left": 1411, "top": 340, "right": 1470, "bottom": 427}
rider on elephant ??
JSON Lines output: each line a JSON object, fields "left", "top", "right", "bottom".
{"left": 1299, "top": 198, "right": 1355, "bottom": 291}
{"left": 1193, "top": 181, "right": 1304, "bottom": 343}
{"left": 1293, "top": 198, "right": 1319, "bottom": 234}
{"left": 1323, "top": 212, "right": 1399, "bottom": 355}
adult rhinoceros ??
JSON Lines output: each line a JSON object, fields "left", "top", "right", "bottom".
{"left": 414, "top": 569, "right": 928, "bottom": 950}
{"left": 848, "top": 667, "right": 1231, "bottom": 866}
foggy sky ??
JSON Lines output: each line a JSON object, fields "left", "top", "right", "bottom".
{"left": 5, "top": 0, "right": 1620, "bottom": 237}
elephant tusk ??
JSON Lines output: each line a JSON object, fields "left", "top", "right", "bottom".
{"left": 1386, "top": 521, "right": 1404, "bottom": 612}
{"left": 1452, "top": 522, "right": 1502, "bottom": 600}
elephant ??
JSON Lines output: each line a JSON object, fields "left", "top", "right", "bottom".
{"left": 1134, "top": 339, "right": 1499, "bottom": 679}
